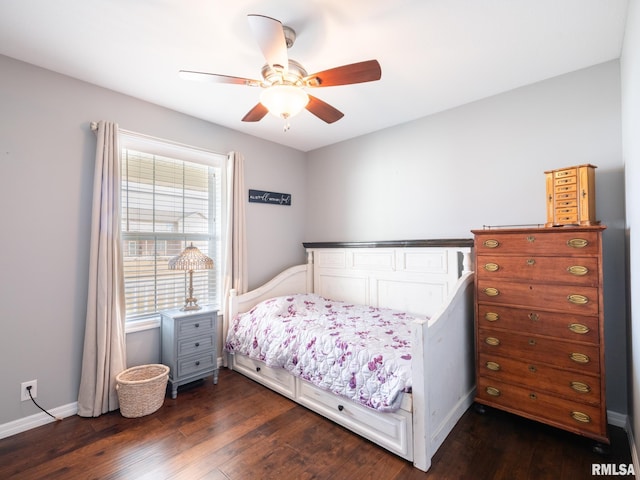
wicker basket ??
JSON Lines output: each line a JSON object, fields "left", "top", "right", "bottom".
{"left": 115, "top": 364, "right": 169, "bottom": 418}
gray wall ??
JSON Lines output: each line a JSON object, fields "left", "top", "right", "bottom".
{"left": 306, "top": 61, "right": 628, "bottom": 415}
{"left": 0, "top": 54, "right": 307, "bottom": 425}
{"left": 0, "top": 51, "right": 631, "bottom": 432}
{"left": 621, "top": 0, "right": 640, "bottom": 463}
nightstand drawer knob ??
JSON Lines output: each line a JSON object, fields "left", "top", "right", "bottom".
{"left": 195, "top": 342, "right": 200, "bottom": 347}
{"left": 195, "top": 323, "right": 200, "bottom": 328}
{"left": 195, "top": 361, "right": 200, "bottom": 366}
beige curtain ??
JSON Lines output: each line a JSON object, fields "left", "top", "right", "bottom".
{"left": 77, "top": 121, "right": 127, "bottom": 417}
{"left": 222, "top": 151, "right": 248, "bottom": 319}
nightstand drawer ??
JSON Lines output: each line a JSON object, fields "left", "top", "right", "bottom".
{"left": 177, "top": 315, "right": 214, "bottom": 338}
{"left": 178, "top": 334, "right": 215, "bottom": 357}
{"left": 177, "top": 352, "right": 217, "bottom": 377}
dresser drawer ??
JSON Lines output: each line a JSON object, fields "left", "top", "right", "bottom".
{"left": 477, "top": 304, "right": 599, "bottom": 344}
{"left": 477, "top": 377, "right": 605, "bottom": 438}
{"left": 177, "top": 352, "right": 217, "bottom": 377}
{"left": 178, "top": 333, "right": 215, "bottom": 357}
{"left": 477, "top": 279, "right": 599, "bottom": 315}
{"left": 474, "top": 230, "right": 600, "bottom": 256}
{"left": 176, "top": 315, "right": 215, "bottom": 338}
{"left": 476, "top": 255, "right": 599, "bottom": 287}
{"left": 478, "top": 353, "right": 600, "bottom": 405}
{"left": 478, "top": 327, "right": 600, "bottom": 374}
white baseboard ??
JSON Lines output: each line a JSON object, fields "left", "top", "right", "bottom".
{"left": 609, "top": 409, "right": 628, "bottom": 429}
{"left": 0, "top": 402, "right": 78, "bottom": 440}
{"left": 624, "top": 416, "right": 640, "bottom": 480}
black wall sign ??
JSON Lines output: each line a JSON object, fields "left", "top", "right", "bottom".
{"left": 248, "top": 189, "right": 292, "bottom": 206}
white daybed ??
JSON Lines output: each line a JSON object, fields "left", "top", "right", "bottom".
{"left": 225, "top": 239, "right": 475, "bottom": 472}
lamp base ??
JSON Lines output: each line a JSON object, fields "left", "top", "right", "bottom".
{"left": 180, "top": 296, "right": 201, "bottom": 311}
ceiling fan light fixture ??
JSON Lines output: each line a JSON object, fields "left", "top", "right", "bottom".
{"left": 260, "top": 84, "right": 309, "bottom": 120}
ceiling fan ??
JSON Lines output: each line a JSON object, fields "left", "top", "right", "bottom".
{"left": 179, "top": 14, "right": 382, "bottom": 130}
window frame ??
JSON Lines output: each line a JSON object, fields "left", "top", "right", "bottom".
{"left": 118, "top": 131, "right": 227, "bottom": 333}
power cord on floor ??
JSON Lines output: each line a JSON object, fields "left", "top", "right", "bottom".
{"left": 26, "top": 386, "right": 62, "bottom": 421}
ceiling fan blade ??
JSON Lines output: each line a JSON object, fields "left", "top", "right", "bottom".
{"left": 179, "top": 70, "right": 261, "bottom": 86}
{"left": 306, "top": 95, "right": 344, "bottom": 124}
{"left": 247, "top": 14, "right": 288, "bottom": 69}
{"left": 242, "top": 103, "right": 269, "bottom": 122}
{"left": 304, "top": 60, "right": 382, "bottom": 87}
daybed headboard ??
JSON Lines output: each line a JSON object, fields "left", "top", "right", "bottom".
{"left": 226, "top": 239, "right": 473, "bottom": 343}
{"left": 304, "top": 239, "right": 473, "bottom": 318}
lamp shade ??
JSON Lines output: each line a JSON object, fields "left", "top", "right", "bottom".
{"left": 260, "top": 84, "right": 310, "bottom": 119}
{"left": 168, "top": 243, "right": 213, "bottom": 271}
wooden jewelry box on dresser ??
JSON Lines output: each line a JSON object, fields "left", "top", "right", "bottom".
{"left": 472, "top": 225, "right": 608, "bottom": 447}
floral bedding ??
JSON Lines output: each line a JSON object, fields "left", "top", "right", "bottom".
{"left": 225, "top": 293, "right": 422, "bottom": 412}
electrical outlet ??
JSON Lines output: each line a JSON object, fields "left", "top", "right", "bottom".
{"left": 21, "top": 380, "right": 37, "bottom": 401}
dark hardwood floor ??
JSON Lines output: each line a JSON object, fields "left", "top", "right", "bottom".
{"left": 0, "top": 368, "right": 633, "bottom": 479}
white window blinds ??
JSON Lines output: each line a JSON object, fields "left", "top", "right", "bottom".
{"left": 119, "top": 134, "right": 224, "bottom": 321}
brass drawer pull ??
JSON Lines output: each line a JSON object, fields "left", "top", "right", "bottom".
{"left": 486, "top": 386, "right": 500, "bottom": 397}
{"left": 486, "top": 361, "right": 501, "bottom": 371}
{"left": 484, "top": 262, "right": 499, "bottom": 272}
{"left": 485, "top": 337, "right": 500, "bottom": 346}
{"left": 569, "top": 352, "right": 590, "bottom": 364}
{"left": 567, "top": 238, "right": 589, "bottom": 248}
{"left": 528, "top": 312, "right": 539, "bottom": 322}
{"left": 570, "top": 381, "right": 591, "bottom": 393}
{"left": 483, "top": 287, "right": 500, "bottom": 297}
{"left": 567, "top": 294, "right": 589, "bottom": 305}
{"left": 485, "top": 312, "right": 499, "bottom": 322}
{"left": 568, "top": 323, "right": 590, "bottom": 334}
{"left": 567, "top": 265, "right": 589, "bottom": 276}
{"left": 483, "top": 239, "right": 500, "bottom": 248}
{"left": 526, "top": 258, "right": 535, "bottom": 266}
{"left": 570, "top": 411, "right": 592, "bottom": 423}
{"left": 526, "top": 236, "right": 535, "bottom": 243}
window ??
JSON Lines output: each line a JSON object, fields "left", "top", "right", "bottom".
{"left": 119, "top": 132, "right": 225, "bottom": 324}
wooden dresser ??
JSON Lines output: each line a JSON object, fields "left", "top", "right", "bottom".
{"left": 472, "top": 226, "right": 608, "bottom": 445}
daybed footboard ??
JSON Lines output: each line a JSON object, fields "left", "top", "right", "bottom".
{"left": 225, "top": 241, "right": 474, "bottom": 472}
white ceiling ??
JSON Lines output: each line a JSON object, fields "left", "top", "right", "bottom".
{"left": 0, "top": 0, "right": 630, "bottom": 152}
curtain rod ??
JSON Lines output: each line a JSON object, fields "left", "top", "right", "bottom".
{"left": 89, "top": 121, "right": 227, "bottom": 158}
